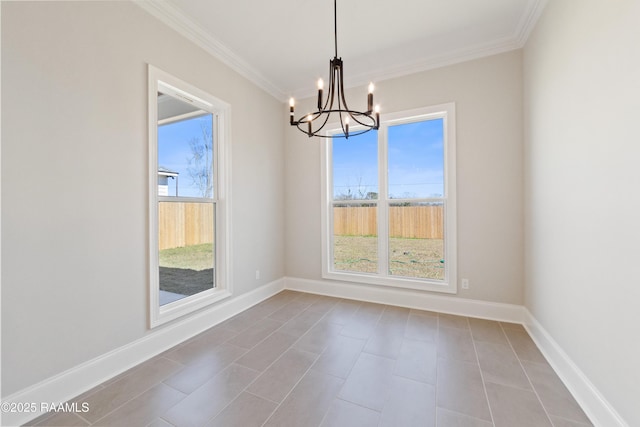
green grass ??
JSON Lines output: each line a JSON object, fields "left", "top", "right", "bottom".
{"left": 333, "top": 235, "right": 444, "bottom": 280}
{"left": 159, "top": 243, "right": 213, "bottom": 271}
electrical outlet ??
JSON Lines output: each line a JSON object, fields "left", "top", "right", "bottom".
{"left": 461, "top": 278, "right": 469, "bottom": 290}
{"left": 255, "top": 270, "right": 260, "bottom": 280}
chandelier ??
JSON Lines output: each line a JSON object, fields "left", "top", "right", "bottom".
{"left": 289, "top": 0, "right": 380, "bottom": 139}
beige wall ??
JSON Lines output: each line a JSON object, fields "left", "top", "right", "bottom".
{"left": 523, "top": 0, "right": 640, "bottom": 424}
{"left": 285, "top": 50, "right": 525, "bottom": 305}
{"left": 1, "top": 1, "right": 284, "bottom": 396}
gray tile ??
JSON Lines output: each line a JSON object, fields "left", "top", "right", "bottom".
{"left": 306, "top": 295, "right": 340, "bottom": 314}
{"left": 394, "top": 338, "right": 437, "bottom": 384}
{"left": 500, "top": 322, "right": 526, "bottom": 331}
{"left": 93, "top": 383, "right": 185, "bottom": 426}
{"left": 439, "top": 313, "right": 470, "bottom": 330}
{"left": 469, "top": 318, "right": 509, "bottom": 345}
{"left": 522, "top": 361, "right": 591, "bottom": 424}
{"left": 320, "top": 398, "right": 381, "bottom": 427}
{"left": 146, "top": 418, "right": 174, "bottom": 427}
{"left": 251, "top": 294, "right": 296, "bottom": 316}
{"left": 436, "top": 408, "right": 493, "bottom": 427}
{"left": 379, "top": 376, "right": 436, "bottom": 427}
{"left": 363, "top": 306, "right": 409, "bottom": 359}
{"left": 323, "top": 299, "right": 361, "bottom": 325}
{"left": 247, "top": 348, "right": 317, "bottom": 403}
{"left": 235, "top": 331, "right": 298, "bottom": 372}
{"left": 263, "top": 370, "right": 344, "bottom": 427}
{"left": 503, "top": 329, "right": 548, "bottom": 364}
{"left": 294, "top": 320, "right": 343, "bottom": 354}
{"left": 409, "top": 308, "right": 439, "bottom": 317}
{"left": 81, "top": 357, "right": 183, "bottom": 423}
{"left": 34, "top": 412, "right": 89, "bottom": 426}
{"left": 278, "top": 308, "right": 326, "bottom": 338}
{"left": 100, "top": 363, "right": 144, "bottom": 388}
{"left": 379, "top": 304, "right": 411, "bottom": 324}
{"left": 486, "top": 382, "right": 552, "bottom": 427}
{"left": 205, "top": 392, "right": 277, "bottom": 427}
{"left": 162, "top": 364, "right": 259, "bottom": 427}
{"left": 163, "top": 342, "right": 247, "bottom": 393}
{"left": 362, "top": 324, "right": 406, "bottom": 359}
{"left": 437, "top": 326, "right": 478, "bottom": 363}
{"left": 220, "top": 311, "right": 262, "bottom": 333}
{"left": 226, "top": 318, "right": 284, "bottom": 349}
{"left": 476, "top": 340, "right": 531, "bottom": 389}
{"left": 268, "top": 299, "right": 313, "bottom": 322}
{"left": 312, "top": 334, "right": 367, "bottom": 379}
{"left": 549, "top": 415, "right": 593, "bottom": 427}
{"left": 405, "top": 312, "right": 438, "bottom": 342}
{"left": 163, "top": 327, "right": 238, "bottom": 365}
{"left": 437, "top": 358, "right": 492, "bottom": 421}
{"left": 293, "top": 292, "right": 327, "bottom": 305}
{"left": 338, "top": 353, "right": 395, "bottom": 411}
{"left": 339, "top": 302, "right": 385, "bottom": 340}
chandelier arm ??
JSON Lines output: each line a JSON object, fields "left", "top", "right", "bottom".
{"left": 313, "top": 109, "right": 332, "bottom": 136}
{"left": 337, "top": 59, "right": 351, "bottom": 114}
{"left": 323, "top": 60, "right": 337, "bottom": 113}
{"left": 337, "top": 93, "right": 346, "bottom": 135}
{"left": 347, "top": 111, "right": 374, "bottom": 128}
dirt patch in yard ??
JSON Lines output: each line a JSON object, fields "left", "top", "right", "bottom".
{"left": 333, "top": 235, "right": 444, "bottom": 279}
{"left": 159, "top": 267, "right": 214, "bottom": 296}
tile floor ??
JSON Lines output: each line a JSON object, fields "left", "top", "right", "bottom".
{"left": 28, "top": 291, "right": 593, "bottom": 427}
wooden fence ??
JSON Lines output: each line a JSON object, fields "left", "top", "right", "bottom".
{"left": 334, "top": 205, "right": 443, "bottom": 239}
{"left": 159, "top": 202, "right": 214, "bottom": 250}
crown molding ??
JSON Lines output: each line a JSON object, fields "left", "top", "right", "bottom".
{"left": 291, "top": 0, "right": 548, "bottom": 100}
{"left": 134, "top": 0, "right": 285, "bottom": 101}
{"left": 515, "top": 0, "right": 549, "bottom": 47}
{"left": 292, "top": 36, "right": 521, "bottom": 100}
{"left": 136, "top": 0, "right": 548, "bottom": 103}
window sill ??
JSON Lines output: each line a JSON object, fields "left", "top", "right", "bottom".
{"left": 150, "top": 288, "right": 232, "bottom": 328}
{"left": 322, "top": 270, "right": 457, "bottom": 294}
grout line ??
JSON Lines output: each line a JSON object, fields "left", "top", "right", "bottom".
{"left": 434, "top": 315, "right": 441, "bottom": 427}
{"left": 500, "top": 322, "right": 556, "bottom": 426}
{"left": 469, "top": 316, "right": 497, "bottom": 426}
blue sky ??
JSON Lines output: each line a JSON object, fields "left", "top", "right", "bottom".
{"left": 332, "top": 118, "right": 444, "bottom": 199}
{"left": 158, "top": 115, "right": 213, "bottom": 198}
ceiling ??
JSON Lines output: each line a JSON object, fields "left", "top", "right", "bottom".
{"left": 138, "top": 0, "right": 547, "bottom": 101}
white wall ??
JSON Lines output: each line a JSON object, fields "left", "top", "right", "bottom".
{"left": 523, "top": 0, "right": 640, "bottom": 425}
{"left": 1, "top": 1, "right": 284, "bottom": 396}
{"left": 285, "top": 50, "right": 524, "bottom": 305}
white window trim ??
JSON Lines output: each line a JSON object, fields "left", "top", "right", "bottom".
{"left": 148, "top": 65, "right": 232, "bottom": 328}
{"left": 321, "top": 103, "right": 457, "bottom": 294}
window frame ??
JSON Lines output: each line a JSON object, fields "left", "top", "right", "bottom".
{"left": 148, "top": 65, "right": 232, "bottom": 328}
{"left": 321, "top": 103, "right": 457, "bottom": 293}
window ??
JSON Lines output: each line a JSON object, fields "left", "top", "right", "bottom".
{"left": 148, "top": 66, "right": 231, "bottom": 327}
{"left": 321, "top": 104, "right": 457, "bottom": 293}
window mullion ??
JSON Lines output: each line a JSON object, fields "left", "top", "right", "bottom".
{"left": 377, "top": 124, "right": 389, "bottom": 277}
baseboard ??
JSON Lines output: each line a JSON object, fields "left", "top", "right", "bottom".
{"left": 3, "top": 279, "right": 285, "bottom": 427}
{"left": 523, "top": 309, "right": 628, "bottom": 427}
{"left": 284, "top": 276, "right": 525, "bottom": 323}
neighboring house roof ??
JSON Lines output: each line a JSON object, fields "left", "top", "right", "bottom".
{"left": 158, "top": 166, "right": 179, "bottom": 177}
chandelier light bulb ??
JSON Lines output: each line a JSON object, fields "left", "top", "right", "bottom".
{"left": 368, "top": 82, "right": 374, "bottom": 94}
{"left": 289, "top": 98, "right": 295, "bottom": 107}
{"left": 318, "top": 79, "right": 324, "bottom": 90}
